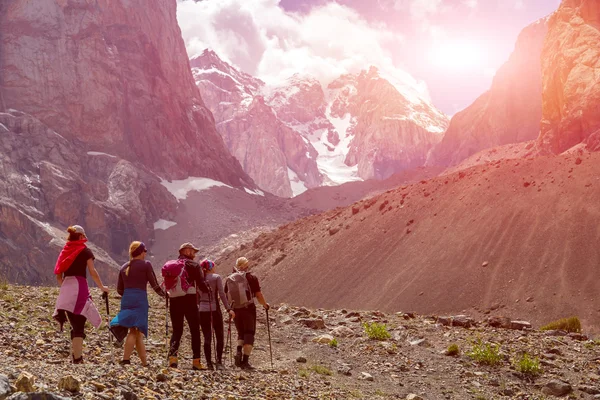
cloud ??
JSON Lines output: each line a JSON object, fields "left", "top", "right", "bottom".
{"left": 462, "top": 0, "right": 478, "bottom": 8}
{"left": 394, "top": 0, "right": 443, "bottom": 19}
{"left": 514, "top": 0, "right": 525, "bottom": 10}
{"left": 176, "top": 0, "right": 431, "bottom": 101}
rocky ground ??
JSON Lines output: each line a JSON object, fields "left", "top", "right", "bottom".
{"left": 1, "top": 284, "right": 600, "bottom": 399}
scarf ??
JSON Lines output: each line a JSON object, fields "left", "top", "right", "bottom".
{"left": 54, "top": 239, "right": 88, "bottom": 275}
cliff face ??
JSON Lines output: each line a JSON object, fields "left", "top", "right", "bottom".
{"left": 0, "top": 0, "right": 252, "bottom": 186}
{"left": 538, "top": 0, "right": 600, "bottom": 153}
{"left": 428, "top": 18, "right": 548, "bottom": 167}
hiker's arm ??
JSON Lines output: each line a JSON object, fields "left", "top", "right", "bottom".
{"left": 117, "top": 270, "right": 124, "bottom": 296}
{"left": 87, "top": 259, "right": 109, "bottom": 293}
{"left": 255, "top": 291, "right": 270, "bottom": 310}
{"left": 56, "top": 273, "right": 63, "bottom": 286}
{"left": 217, "top": 276, "right": 235, "bottom": 318}
{"left": 147, "top": 264, "right": 166, "bottom": 298}
{"left": 195, "top": 265, "right": 210, "bottom": 293}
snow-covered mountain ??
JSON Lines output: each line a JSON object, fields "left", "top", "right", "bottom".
{"left": 192, "top": 49, "right": 449, "bottom": 197}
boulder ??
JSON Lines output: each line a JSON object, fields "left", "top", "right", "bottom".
{"left": 0, "top": 374, "right": 11, "bottom": 400}
{"left": 510, "top": 321, "right": 532, "bottom": 330}
{"left": 330, "top": 326, "right": 354, "bottom": 338}
{"left": 15, "top": 373, "right": 34, "bottom": 393}
{"left": 541, "top": 380, "right": 572, "bottom": 397}
{"left": 57, "top": 376, "right": 80, "bottom": 393}
{"left": 298, "top": 318, "right": 326, "bottom": 330}
{"left": 312, "top": 334, "right": 334, "bottom": 344}
{"left": 487, "top": 316, "right": 512, "bottom": 329}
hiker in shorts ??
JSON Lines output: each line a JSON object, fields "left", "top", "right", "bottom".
{"left": 163, "top": 242, "right": 209, "bottom": 370}
{"left": 53, "top": 225, "right": 109, "bottom": 364}
{"left": 110, "top": 241, "right": 166, "bottom": 366}
{"left": 198, "top": 259, "right": 235, "bottom": 370}
{"left": 226, "top": 257, "right": 270, "bottom": 370}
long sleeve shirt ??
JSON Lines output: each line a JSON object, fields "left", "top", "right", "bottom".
{"left": 198, "top": 273, "right": 230, "bottom": 312}
{"left": 117, "top": 259, "right": 165, "bottom": 297}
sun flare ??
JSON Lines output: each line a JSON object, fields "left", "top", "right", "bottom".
{"left": 429, "top": 39, "right": 487, "bottom": 71}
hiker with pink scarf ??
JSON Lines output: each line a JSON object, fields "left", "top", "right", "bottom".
{"left": 53, "top": 225, "right": 110, "bottom": 364}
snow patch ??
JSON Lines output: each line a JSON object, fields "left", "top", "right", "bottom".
{"left": 160, "top": 177, "right": 233, "bottom": 201}
{"left": 244, "top": 188, "right": 265, "bottom": 197}
{"left": 287, "top": 168, "right": 308, "bottom": 197}
{"left": 87, "top": 151, "right": 117, "bottom": 158}
{"left": 154, "top": 219, "right": 177, "bottom": 230}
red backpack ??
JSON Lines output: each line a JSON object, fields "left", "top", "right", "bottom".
{"left": 161, "top": 259, "right": 191, "bottom": 297}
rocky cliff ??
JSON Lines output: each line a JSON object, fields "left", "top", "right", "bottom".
{"left": 538, "top": 0, "right": 600, "bottom": 153}
{"left": 0, "top": 0, "right": 251, "bottom": 186}
{"left": 428, "top": 18, "right": 548, "bottom": 167}
{"left": 192, "top": 50, "right": 448, "bottom": 196}
{"left": 0, "top": 0, "right": 255, "bottom": 284}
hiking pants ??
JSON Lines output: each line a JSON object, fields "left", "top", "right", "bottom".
{"left": 168, "top": 294, "right": 201, "bottom": 359}
{"left": 234, "top": 304, "right": 256, "bottom": 346}
{"left": 66, "top": 311, "right": 86, "bottom": 340}
{"left": 199, "top": 309, "right": 224, "bottom": 364}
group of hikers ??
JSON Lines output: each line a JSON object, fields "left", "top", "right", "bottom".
{"left": 52, "top": 225, "right": 270, "bottom": 370}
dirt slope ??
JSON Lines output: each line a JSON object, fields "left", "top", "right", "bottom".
{"left": 219, "top": 152, "right": 600, "bottom": 332}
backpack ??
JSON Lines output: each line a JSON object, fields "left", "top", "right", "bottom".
{"left": 224, "top": 270, "right": 253, "bottom": 308}
{"left": 161, "top": 259, "right": 192, "bottom": 298}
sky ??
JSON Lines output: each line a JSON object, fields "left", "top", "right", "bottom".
{"left": 177, "top": 0, "right": 560, "bottom": 115}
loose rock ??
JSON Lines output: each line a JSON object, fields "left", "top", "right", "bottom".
{"left": 57, "top": 376, "right": 80, "bottom": 393}
{"left": 542, "top": 380, "right": 572, "bottom": 396}
{"left": 15, "top": 373, "right": 34, "bottom": 393}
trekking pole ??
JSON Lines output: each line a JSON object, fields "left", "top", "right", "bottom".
{"left": 227, "top": 300, "right": 234, "bottom": 367}
{"left": 266, "top": 308, "right": 273, "bottom": 370}
{"left": 209, "top": 289, "right": 217, "bottom": 366}
{"left": 102, "top": 292, "right": 114, "bottom": 363}
{"left": 165, "top": 295, "right": 169, "bottom": 366}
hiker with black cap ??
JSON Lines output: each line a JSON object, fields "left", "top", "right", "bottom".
{"left": 225, "top": 256, "right": 270, "bottom": 370}
{"left": 162, "top": 242, "right": 209, "bottom": 370}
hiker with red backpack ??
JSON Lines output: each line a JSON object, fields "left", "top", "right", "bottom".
{"left": 225, "top": 257, "right": 270, "bottom": 370}
{"left": 198, "top": 259, "right": 235, "bottom": 370}
{"left": 162, "top": 242, "right": 209, "bottom": 370}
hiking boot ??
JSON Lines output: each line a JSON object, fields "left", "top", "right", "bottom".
{"left": 240, "top": 361, "right": 255, "bottom": 371}
{"left": 234, "top": 353, "right": 242, "bottom": 368}
{"left": 192, "top": 358, "right": 207, "bottom": 371}
{"left": 168, "top": 356, "right": 178, "bottom": 368}
{"left": 119, "top": 359, "right": 131, "bottom": 366}
{"left": 72, "top": 356, "right": 83, "bottom": 364}
{"left": 206, "top": 362, "right": 214, "bottom": 371}
{"left": 215, "top": 362, "right": 225, "bottom": 371}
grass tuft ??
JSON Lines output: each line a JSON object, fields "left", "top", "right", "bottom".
{"left": 329, "top": 338, "right": 338, "bottom": 348}
{"left": 513, "top": 353, "right": 542, "bottom": 376}
{"left": 540, "top": 316, "right": 582, "bottom": 333}
{"left": 467, "top": 340, "right": 503, "bottom": 366}
{"left": 310, "top": 365, "right": 333, "bottom": 376}
{"left": 363, "top": 322, "right": 391, "bottom": 341}
{"left": 446, "top": 343, "right": 460, "bottom": 356}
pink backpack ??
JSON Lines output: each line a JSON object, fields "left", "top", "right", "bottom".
{"left": 161, "top": 259, "right": 191, "bottom": 297}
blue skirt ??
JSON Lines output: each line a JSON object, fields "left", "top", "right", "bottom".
{"left": 110, "top": 289, "right": 149, "bottom": 341}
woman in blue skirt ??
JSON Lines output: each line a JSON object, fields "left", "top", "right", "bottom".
{"left": 110, "top": 241, "right": 166, "bottom": 366}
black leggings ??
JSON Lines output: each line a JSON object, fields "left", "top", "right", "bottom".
{"left": 66, "top": 312, "right": 87, "bottom": 340}
{"left": 234, "top": 304, "right": 256, "bottom": 346}
{"left": 169, "top": 294, "right": 201, "bottom": 359}
{"left": 199, "top": 309, "right": 224, "bottom": 364}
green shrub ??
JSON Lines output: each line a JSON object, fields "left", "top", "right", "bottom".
{"left": 0, "top": 275, "right": 8, "bottom": 291}
{"left": 540, "top": 316, "right": 582, "bottom": 333}
{"left": 446, "top": 343, "right": 460, "bottom": 356}
{"left": 363, "top": 322, "right": 391, "bottom": 341}
{"left": 514, "top": 353, "right": 542, "bottom": 376}
{"left": 329, "top": 338, "right": 338, "bottom": 348}
{"left": 298, "top": 368, "right": 310, "bottom": 378}
{"left": 310, "top": 365, "right": 333, "bottom": 376}
{"left": 467, "top": 340, "right": 503, "bottom": 366}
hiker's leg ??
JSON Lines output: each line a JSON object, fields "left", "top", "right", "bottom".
{"left": 184, "top": 295, "right": 201, "bottom": 360}
{"left": 234, "top": 308, "right": 245, "bottom": 353}
{"left": 199, "top": 311, "right": 212, "bottom": 365}
{"left": 135, "top": 330, "right": 147, "bottom": 366}
{"left": 169, "top": 297, "right": 185, "bottom": 357}
{"left": 66, "top": 312, "right": 86, "bottom": 360}
{"left": 243, "top": 305, "right": 257, "bottom": 356}
{"left": 123, "top": 328, "right": 138, "bottom": 361}
{"left": 214, "top": 310, "right": 225, "bottom": 363}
